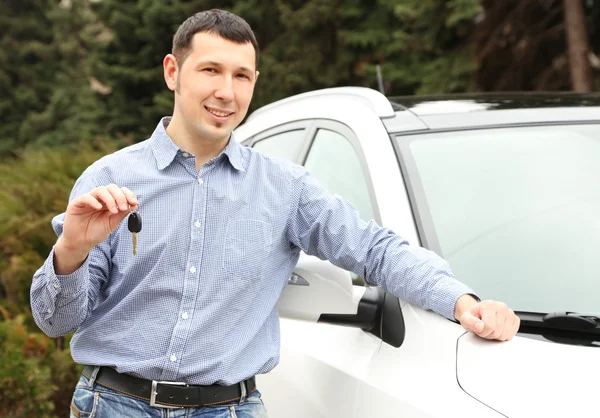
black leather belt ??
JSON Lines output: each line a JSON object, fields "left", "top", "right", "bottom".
{"left": 82, "top": 365, "right": 257, "bottom": 408}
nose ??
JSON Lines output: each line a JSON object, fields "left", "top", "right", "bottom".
{"left": 214, "top": 76, "right": 234, "bottom": 102}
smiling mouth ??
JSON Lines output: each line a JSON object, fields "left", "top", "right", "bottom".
{"left": 205, "top": 106, "right": 234, "bottom": 118}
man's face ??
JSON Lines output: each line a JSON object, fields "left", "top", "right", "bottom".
{"left": 171, "top": 32, "right": 258, "bottom": 143}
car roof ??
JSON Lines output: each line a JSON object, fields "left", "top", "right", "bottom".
{"left": 386, "top": 92, "right": 600, "bottom": 132}
{"left": 389, "top": 92, "right": 600, "bottom": 113}
{"left": 242, "top": 87, "right": 600, "bottom": 135}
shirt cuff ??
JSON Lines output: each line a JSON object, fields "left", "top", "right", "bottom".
{"left": 432, "top": 278, "right": 479, "bottom": 322}
{"left": 48, "top": 246, "right": 90, "bottom": 295}
{"left": 450, "top": 292, "right": 481, "bottom": 323}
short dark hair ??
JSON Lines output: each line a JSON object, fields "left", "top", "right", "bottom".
{"left": 172, "top": 9, "right": 259, "bottom": 69}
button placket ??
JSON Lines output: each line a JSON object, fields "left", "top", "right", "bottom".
{"left": 160, "top": 167, "right": 209, "bottom": 382}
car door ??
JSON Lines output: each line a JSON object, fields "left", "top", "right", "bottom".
{"left": 246, "top": 120, "right": 385, "bottom": 417}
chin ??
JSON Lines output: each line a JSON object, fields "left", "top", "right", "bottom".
{"left": 196, "top": 128, "right": 231, "bottom": 143}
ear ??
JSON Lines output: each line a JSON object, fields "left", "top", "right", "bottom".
{"left": 255, "top": 71, "right": 260, "bottom": 83}
{"left": 164, "top": 54, "right": 178, "bottom": 92}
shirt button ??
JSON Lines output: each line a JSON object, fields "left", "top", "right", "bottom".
{"left": 198, "top": 178, "right": 204, "bottom": 185}
{"left": 47, "top": 308, "right": 52, "bottom": 313}
{"left": 53, "top": 282, "right": 59, "bottom": 289}
{"left": 190, "top": 266, "right": 196, "bottom": 273}
{"left": 182, "top": 152, "right": 190, "bottom": 158}
{"left": 169, "top": 355, "right": 177, "bottom": 362}
{"left": 182, "top": 312, "right": 189, "bottom": 320}
{"left": 194, "top": 220, "right": 201, "bottom": 228}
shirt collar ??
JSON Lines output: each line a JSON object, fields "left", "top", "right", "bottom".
{"left": 150, "top": 117, "right": 246, "bottom": 172}
{"left": 150, "top": 117, "right": 180, "bottom": 171}
{"left": 222, "top": 132, "right": 247, "bottom": 172}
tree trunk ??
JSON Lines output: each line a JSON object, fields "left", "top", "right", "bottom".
{"left": 563, "top": 0, "right": 592, "bottom": 92}
{"left": 56, "top": 336, "right": 64, "bottom": 351}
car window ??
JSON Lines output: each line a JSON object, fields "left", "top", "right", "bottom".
{"left": 252, "top": 129, "right": 305, "bottom": 162}
{"left": 304, "top": 129, "right": 374, "bottom": 224}
{"left": 399, "top": 124, "right": 600, "bottom": 315}
{"left": 304, "top": 129, "right": 375, "bottom": 223}
{"left": 304, "top": 129, "right": 376, "bottom": 286}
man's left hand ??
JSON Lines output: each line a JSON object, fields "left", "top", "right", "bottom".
{"left": 454, "top": 295, "right": 521, "bottom": 341}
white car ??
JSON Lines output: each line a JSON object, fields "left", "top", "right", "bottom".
{"left": 234, "top": 88, "right": 600, "bottom": 418}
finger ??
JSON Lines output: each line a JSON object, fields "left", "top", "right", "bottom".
{"left": 120, "top": 187, "right": 138, "bottom": 210}
{"left": 488, "top": 303, "right": 509, "bottom": 340}
{"left": 507, "top": 314, "right": 521, "bottom": 341}
{"left": 106, "top": 184, "right": 129, "bottom": 212}
{"left": 489, "top": 310, "right": 506, "bottom": 340}
{"left": 460, "top": 311, "right": 485, "bottom": 334}
{"left": 70, "top": 194, "right": 103, "bottom": 211}
{"left": 498, "top": 309, "right": 516, "bottom": 341}
{"left": 107, "top": 204, "right": 134, "bottom": 230}
{"left": 90, "top": 187, "right": 119, "bottom": 213}
{"left": 479, "top": 303, "right": 498, "bottom": 338}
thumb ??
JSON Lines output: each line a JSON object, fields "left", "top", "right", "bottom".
{"left": 460, "top": 311, "right": 485, "bottom": 334}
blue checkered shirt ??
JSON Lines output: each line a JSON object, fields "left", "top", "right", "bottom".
{"left": 30, "top": 118, "right": 474, "bottom": 385}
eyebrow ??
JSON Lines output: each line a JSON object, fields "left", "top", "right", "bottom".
{"left": 194, "top": 60, "right": 254, "bottom": 74}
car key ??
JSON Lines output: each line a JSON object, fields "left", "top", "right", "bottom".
{"left": 128, "top": 211, "right": 142, "bottom": 255}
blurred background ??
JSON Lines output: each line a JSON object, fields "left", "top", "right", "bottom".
{"left": 0, "top": 0, "right": 599, "bottom": 416}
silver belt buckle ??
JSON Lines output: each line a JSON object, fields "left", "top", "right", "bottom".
{"left": 150, "top": 380, "right": 187, "bottom": 409}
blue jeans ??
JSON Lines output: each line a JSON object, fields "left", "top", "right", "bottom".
{"left": 70, "top": 374, "right": 269, "bottom": 418}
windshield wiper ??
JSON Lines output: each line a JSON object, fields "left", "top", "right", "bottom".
{"left": 517, "top": 311, "right": 600, "bottom": 346}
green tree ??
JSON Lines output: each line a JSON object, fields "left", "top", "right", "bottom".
{"left": 357, "top": 0, "right": 482, "bottom": 95}
{"left": 240, "top": 0, "right": 482, "bottom": 105}
{"left": 22, "top": 1, "right": 113, "bottom": 149}
{"left": 0, "top": 1, "right": 122, "bottom": 157}
{"left": 0, "top": 0, "right": 60, "bottom": 156}
{"left": 86, "top": 0, "right": 184, "bottom": 141}
{"left": 1, "top": 0, "right": 485, "bottom": 157}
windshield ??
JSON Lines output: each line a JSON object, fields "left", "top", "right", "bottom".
{"left": 396, "top": 124, "right": 600, "bottom": 316}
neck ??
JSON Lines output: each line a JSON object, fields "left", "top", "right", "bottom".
{"left": 166, "top": 115, "right": 229, "bottom": 170}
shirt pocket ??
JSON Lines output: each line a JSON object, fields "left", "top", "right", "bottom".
{"left": 223, "top": 219, "right": 273, "bottom": 280}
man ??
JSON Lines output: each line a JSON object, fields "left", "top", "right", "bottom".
{"left": 30, "top": 9, "right": 520, "bottom": 418}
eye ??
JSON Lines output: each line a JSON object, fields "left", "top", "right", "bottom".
{"left": 237, "top": 73, "right": 251, "bottom": 80}
{"left": 203, "top": 68, "right": 217, "bottom": 73}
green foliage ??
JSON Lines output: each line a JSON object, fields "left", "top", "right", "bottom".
{"left": 0, "top": 0, "right": 61, "bottom": 156}
{"left": 0, "top": 315, "right": 55, "bottom": 417}
{"left": 0, "top": 142, "right": 115, "bottom": 415}
{"left": 0, "top": 314, "right": 81, "bottom": 418}
{"left": 362, "top": 0, "right": 481, "bottom": 94}
{"left": 0, "top": 141, "right": 118, "bottom": 317}
{"left": 5, "top": 0, "right": 598, "bottom": 158}
{"left": 23, "top": 1, "right": 110, "bottom": 148}
{"left": 87, "top": 0, "right": 184, "bottom": 140}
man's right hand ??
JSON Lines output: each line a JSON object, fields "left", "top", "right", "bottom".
{"left": 54, "top": 184, "right": 138, "bottom": 275}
